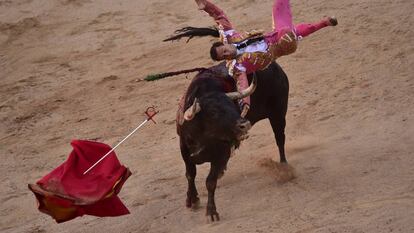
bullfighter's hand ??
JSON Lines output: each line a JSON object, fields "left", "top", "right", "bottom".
{"left": 241, "top": 103, "right": 250, "bottom": 118}
{"left": 195, "top": 0, "right": 207, "bottom": 10}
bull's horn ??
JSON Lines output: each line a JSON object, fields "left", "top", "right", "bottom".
{"left": 226, "top": 75, "right": 257, "bottom": 100}
{"left": 184, "top": 98, "right": 201, "bottom": 121}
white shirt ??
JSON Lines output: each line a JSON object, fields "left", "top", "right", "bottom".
{"left": 227, "top": 40, "right": 268, "bottom": 75}
{"left": 234, "top": 40, "right": 268, "bottom": 55}
{"left": 222, "top": 29, "right": 268, "bottom": 75}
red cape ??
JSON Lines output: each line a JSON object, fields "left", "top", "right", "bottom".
{"left": 29, "top": 140, "right": 131, "bottom": 223}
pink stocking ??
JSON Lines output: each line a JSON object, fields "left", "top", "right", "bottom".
{"left": 294, "top": 20, "right": 330, "bottom": 38}
{"left": 272, "top": 0, "right": 293, "bottom": 32}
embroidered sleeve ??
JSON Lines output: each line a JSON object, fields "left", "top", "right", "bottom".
{"left": 203, "top": 1, "right": 242, "bottom": 44}
{"left": 237, "top": 53, "right": 259, "bottom": 74}
{"left": 234, "top": 63, "right": 247, "bottom": 73}
{"left": 227, "top": 59, "right": 246, "bottom": 76}
{"left": 203, "top": 0, "right": 233, "bottom": 31}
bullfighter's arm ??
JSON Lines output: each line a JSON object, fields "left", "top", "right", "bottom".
{"left": 233, "top": 67, "right": 250, "bottom": 118}
{"left": 195, "top": 0, "right": 240, "bottom": 43}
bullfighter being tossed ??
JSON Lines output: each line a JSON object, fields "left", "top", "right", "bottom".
{"left": 194, "top": 0, "right": 338, "bottom": 116}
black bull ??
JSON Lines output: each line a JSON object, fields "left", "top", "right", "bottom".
{"left": 176, "top": 61, "right": 289, "bottom": 221}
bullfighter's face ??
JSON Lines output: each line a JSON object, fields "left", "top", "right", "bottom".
{"left": 215, "top": 44, "right": 238, "bottom": 60}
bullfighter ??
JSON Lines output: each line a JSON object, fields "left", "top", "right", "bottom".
{"left": 194, "top": 0, "right": 338, "bottom": 116}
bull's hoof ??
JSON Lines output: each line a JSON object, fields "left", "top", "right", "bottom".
{"left": 206, "top": 210, "right": 220, "bottom": 222}
{"left": 186, "top": 196, "right": 200, "bottom": 209}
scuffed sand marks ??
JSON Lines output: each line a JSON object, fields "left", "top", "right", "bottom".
{"left": 59, "top": 0, "right": 91, "bottom": 7}
{"left": 0, "top": 17, "right": 40, "bottom": 43}
{"left": 258, "top": 158, "right": 296, "bottom": 183}
{"left": 0, "top": 0, "right": 33, "bottom": 7}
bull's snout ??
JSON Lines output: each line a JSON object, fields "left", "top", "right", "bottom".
{"left": 235, "top": 119, "right": 251, "bottom": 141}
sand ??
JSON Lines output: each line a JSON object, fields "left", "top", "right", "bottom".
{"left": 0, "top": 0, "right": 413, "bottom": 232}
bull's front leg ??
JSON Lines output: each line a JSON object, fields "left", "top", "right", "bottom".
{"left": 180, "top": 139, "right": 200, "bottom": 208}
{"left": 206, "top": 163, "right": 221, "bottom": 222}
{"left": 185, "top": 162, "right": 200, "bottom": 208}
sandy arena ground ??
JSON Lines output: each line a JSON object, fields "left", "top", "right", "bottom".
{"left": 1, "top": 0, "right": 413, "bottom": 232}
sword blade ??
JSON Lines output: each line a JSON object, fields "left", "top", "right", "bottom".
{"left": 83, "top": 119, "right": 149, "bottom": 175}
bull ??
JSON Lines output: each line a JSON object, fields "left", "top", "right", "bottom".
{"left": 176, "top": 61, "right": 289, "bottom": 221}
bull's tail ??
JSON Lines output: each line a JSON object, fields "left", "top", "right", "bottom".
{"left": 163, "top": 26, "right": 220, "bottom": 43}
{"left": 144, "top": 67, "right": 207, "bottom": 81}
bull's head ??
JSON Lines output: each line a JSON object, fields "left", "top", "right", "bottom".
{"left": 183, "top": 76, "right": 257, "bottom": 142}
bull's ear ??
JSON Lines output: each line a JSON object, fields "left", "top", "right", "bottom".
{"left": 184, "top": 98, "right": 201, "bottom": 121}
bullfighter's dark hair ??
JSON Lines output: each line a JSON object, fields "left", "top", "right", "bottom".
{"left": 163, "top": 26, "right": 226, "bottom": 62}
{"left": 153, "top": 26, "right": 223, "bottom": 80}
{"left": 210, "top": 41, "right": 224, "bottom": 61}
{"left": 163, "top": 26, "right": 220, "bottom": 43}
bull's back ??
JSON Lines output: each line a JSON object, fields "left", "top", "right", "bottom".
{"left": 247, "top": 62, "right": 289, "bottom": 124}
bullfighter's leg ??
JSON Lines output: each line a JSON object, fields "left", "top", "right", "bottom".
{"left": 270, "top": 0, "right": 298, "bottom": 56}
{"left": 271, "top": 0, "right": 337, "bottom": 47}
{"left": 272, "top": 0, "right": 293, "bottom": 32}
{"left": 294, "top": 17, "right": 338, "bottom": 38}
{"left": 180, "top": 140, "right": 200, "bottom": 208}
{"left": 268, "top": 107, "right": 288, "bottom": 163}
